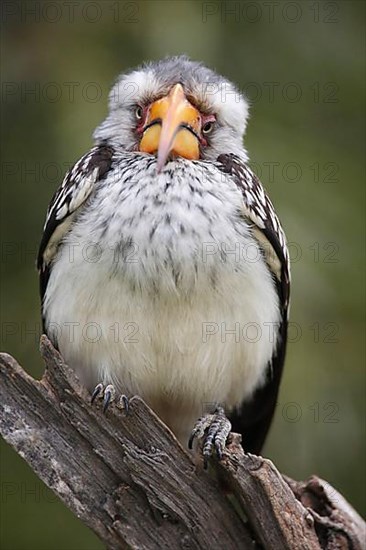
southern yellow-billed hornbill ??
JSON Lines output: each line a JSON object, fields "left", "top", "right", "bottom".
{"left": 38, "top": 56, "right": 290, "bottom": 466}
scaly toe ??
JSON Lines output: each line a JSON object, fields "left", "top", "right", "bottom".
{"left": 189, "top": 406, "right": 232, "bottom": 469}
{"left": 213, "top": 415, "right": 232, "bottom": 461}
{"left": 189, "top": 413, "right": 214, "bottom": 449}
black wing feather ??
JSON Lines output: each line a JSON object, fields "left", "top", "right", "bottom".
{"left": 37, "top": 145, "right": 114, "bottom": 324}
{"left": 217, "top": 153, "right": 290, "bottom": 454}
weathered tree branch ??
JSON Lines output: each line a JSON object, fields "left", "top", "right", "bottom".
{"left": 0, "top": 336, "right": 364, "bottom": 549}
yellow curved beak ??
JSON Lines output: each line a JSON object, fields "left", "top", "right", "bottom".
{"left": 139, "top": 84, "right": 201, "bottom": 172}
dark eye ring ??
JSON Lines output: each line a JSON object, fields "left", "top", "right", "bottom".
{"left": 135, "top": 105, "right": 143, "bottom": 120}
{"left": 202, "top": 121, "right": 214, "bottom": 134}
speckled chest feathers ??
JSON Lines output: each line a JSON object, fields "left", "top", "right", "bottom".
{"left": 43, "top": 153, "right": 281, "bottom": 442}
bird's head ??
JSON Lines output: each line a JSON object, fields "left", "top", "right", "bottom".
{"left": 94, "top": 56, "right": 249, "bottom": 169}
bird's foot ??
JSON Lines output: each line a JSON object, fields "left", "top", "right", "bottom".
{"left": 91, "top": 383, "right": 129, "bottom": 414}
{"left": 188, "top": 406, "right": 232, "bottom": 469}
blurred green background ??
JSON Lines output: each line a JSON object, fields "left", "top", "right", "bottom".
{"left": 1, "top": 1, "right": 365, "bottom": 548}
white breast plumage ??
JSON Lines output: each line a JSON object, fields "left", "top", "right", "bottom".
{"left": 43, "top": 155, "right": 281, "bottom": 442}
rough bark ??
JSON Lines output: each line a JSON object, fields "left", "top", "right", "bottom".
{"left": 0, "top": 336, "right": 364, "bottom": 550}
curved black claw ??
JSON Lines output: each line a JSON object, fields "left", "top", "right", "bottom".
{"left": 103, "top": 384, "right": 116, "bottom": 412}
{"left": 118, "top": 394, "right": 129, "bottom": 414}
{"left": 189, "top": 406, "right": 232, "bottom": 469}
{"left": 90, "top": 383, "right": 129, "bottom": 414}
{"left": 91, "top": 383, "right": 104, "bottom": 403}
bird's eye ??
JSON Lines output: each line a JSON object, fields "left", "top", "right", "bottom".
{"left": 135, "top": 105, "right": 143, "bottom": 120}
{"left": 202, "top": 121, "right": 214, "bottom": 134}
